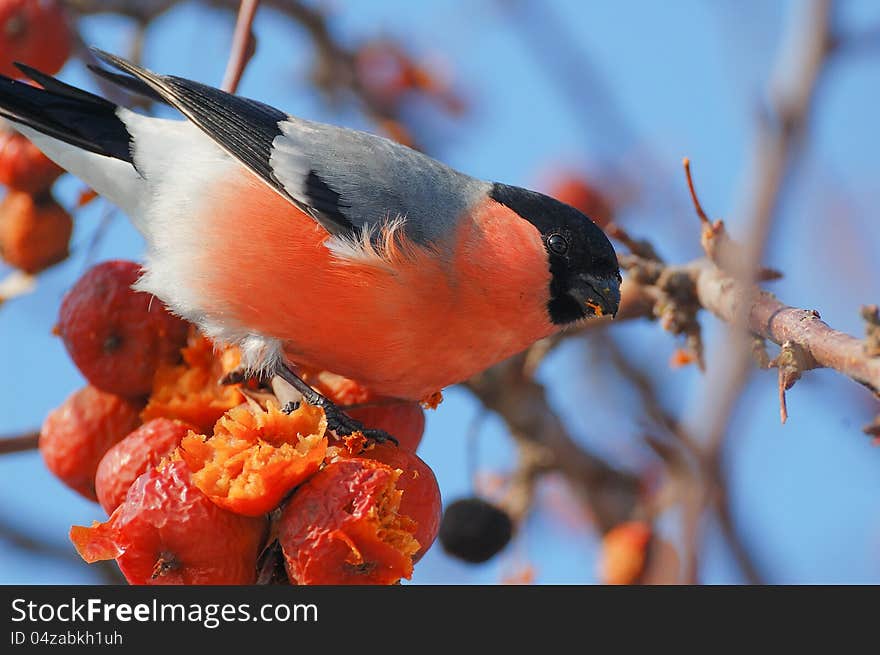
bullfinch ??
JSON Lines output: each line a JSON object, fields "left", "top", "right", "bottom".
{"left": 0, "top": 51, "right": 621, "bottom": 438}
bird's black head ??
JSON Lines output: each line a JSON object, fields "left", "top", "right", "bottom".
{"left": 490, "top": 182, "right": 621, "bottom": 325}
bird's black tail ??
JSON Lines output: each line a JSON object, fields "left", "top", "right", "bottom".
{"left": 0, "top": 63, "right": 133, "bottom": 163}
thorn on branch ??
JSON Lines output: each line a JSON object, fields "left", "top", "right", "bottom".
{"left": 756, "top": 267, "right": 784, "bottom": 282}
{"left": 771, "top": 340, "right": 812, "bottom": 424}
{"left": 682, "top": 157, "right": 710, "bottom": 226}
{"left": 682, "top": 158, "right": 739, "bottom": 273}
{"left": 686, "top": 334, "right": 704, "bottom": 371}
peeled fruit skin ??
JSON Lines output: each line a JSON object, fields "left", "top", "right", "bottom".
{"left": 57, "top": 260, "right": 190, "bottom": 399}
{"left": 0, "top": 190, "right": 71, "bottom": 273}
{"left": 95, "top": 418, "right": 194, "bottom": 515}
{"left": 0, "top": 0, "right": 71, "bottom": 77}
{"left": 39, "top": 385, "right": 144, "bottom": 501}
{"left": 278, "top": 458, "right": 419, "bottom": 585}
{"left": 344, "top": 442, "right": 441, "bottom": 562}
{"left": 177, "top": 401, "right": 328, "bottom": 517}
{"left": 71, "top": 460, "right": 267, "bottom": 585}
{"left": 141, "top": 334, "right": 244, "bottom": 433}
{"left": 0, "top": 131, "right": 63, "bottom": 193}
{"left": 438, "top": 497, "right": 513, "bottom": 564}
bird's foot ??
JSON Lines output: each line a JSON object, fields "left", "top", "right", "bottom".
{"left": 274, "top": 363, "right": 397, "bottom": 446}
{"left": 280, "top": 400, "right": 301, "bottom": 414}
{"left": 320, "top": 400, "right": 397, "bottom": 445}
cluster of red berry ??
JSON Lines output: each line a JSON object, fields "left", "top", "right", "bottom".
{"left": 0, "top": 0, "right": 73, "bottom": 274}
{"left": 40, "top": 260, "right": 442, "bottom": 584}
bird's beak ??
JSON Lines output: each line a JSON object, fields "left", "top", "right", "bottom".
{"left": 572, "top": 273, "right": 621, "bottom": 318}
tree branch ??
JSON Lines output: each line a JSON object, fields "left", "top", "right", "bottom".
{"left": 597, "top": 252, "right": 880, "bottom": 397}
{"left": 695, "top": 262, "right": 879, "bottom": 392}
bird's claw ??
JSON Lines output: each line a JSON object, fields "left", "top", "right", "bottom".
{"left": 281, "top": 400, "right": 301, "bottom": 414}
{"left": 360, "top": 427, "right": 398, "bottom": 446}
{"left": 321, "top": 402, "right": 398, "bottom": 446}
{"left": 272, "top": 362, "right": 398, "bottom": 445}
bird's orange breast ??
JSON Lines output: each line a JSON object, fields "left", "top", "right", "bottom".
{"left": 193, "top": 170, "right": 556, "bottom": 400}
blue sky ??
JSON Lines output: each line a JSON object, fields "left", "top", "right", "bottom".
{"left": 1, "top": 0, "right": 879, "bottom": 584}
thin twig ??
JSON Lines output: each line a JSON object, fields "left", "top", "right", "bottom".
{"left": 0, "top": 431, "right": 40, "bottom": 454}
{"left": 683, "top": 158, "right": 710, "bottom": 226}
{"left": 221, "top": 0, "right": 260, "bottom": 93}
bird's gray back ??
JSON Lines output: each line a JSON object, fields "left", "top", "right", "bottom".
{"left": 270, "top": 116, "right": 490, "bottom": 245}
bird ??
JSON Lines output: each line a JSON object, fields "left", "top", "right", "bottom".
{"left": 0, "top": 50, "right": 621, "bottom": 439}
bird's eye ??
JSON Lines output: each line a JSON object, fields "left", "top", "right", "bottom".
{"left": 547, "top": 233, "right": 568, "bottom": 255}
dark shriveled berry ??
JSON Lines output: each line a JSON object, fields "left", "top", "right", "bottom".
{"left": 438, "top": 497, "right": 513, "bottom": 564}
